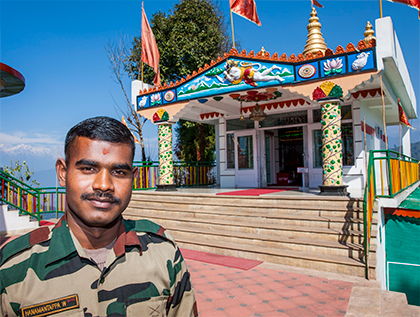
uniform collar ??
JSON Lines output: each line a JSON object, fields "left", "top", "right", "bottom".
{"left": 46, "top": 214, "right": 143, "bottom": 265}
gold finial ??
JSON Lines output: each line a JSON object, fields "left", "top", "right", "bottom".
{"left": 363, "top": 21, "right": 376, "bottom": 45}
{"left": 303, "top": 7, "right": 327, "bottom": 57}
{"left": 260, "top": 46, "right": 266, "bottom": 56}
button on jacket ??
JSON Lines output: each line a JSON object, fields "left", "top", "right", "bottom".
{"left": 0, "top": 216, "right": 197, "bottom": 317}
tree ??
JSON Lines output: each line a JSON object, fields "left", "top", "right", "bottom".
{"left": 106, "top": 36, "right": 149, "bottom": 161}
{"left": 127, "top": 0, "right": 233, "bottom": 161}
{"left": 3, "top": 160, "right": 39, "bottom": 187}
{"left": 174, "top": 120, "right": 215, "bottom": 162}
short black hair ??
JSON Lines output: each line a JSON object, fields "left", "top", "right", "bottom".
{"left": 65, "top": 116, "right": 135, "bottom": 161}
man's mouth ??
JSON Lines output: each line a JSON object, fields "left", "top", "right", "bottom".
{"left": 81, "top": 192, "right": 121, "bottom": 209}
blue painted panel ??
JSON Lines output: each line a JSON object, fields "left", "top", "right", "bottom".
{"left": 162, "top": 89, "right": 177, "bottom": 104}
{"left": 348, "top": 50, "right": 375, "bottom": 73}
{"left": 295, "top": 62, "right": 320, "bottom": 82}
{"left": 137, "top": 95, "right": 150, "bottom": 110}
{"left": 176, "top": 58, "right": 294, "bottom": 101}
{"left": 320, "top": 56, "right": 347, "bottom": 77}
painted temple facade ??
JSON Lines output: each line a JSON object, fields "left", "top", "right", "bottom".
{"left": 132, "top": 11, "right": 417, "bottom": 197}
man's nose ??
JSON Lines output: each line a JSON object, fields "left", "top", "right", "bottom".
{"left": 92, "top": 169, "right": 114, "bottom": 192}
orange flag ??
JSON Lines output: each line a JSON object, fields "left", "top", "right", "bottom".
{"left": 122, "top": 116, "right": 141, "bottom": 144}
{"left": 141, "top": 2, "right": 161, "bottom": 86}
{"left": 230, "top": 0, "right": 262, "bottom": 26}
{"left": 387, "top": 0, "right": 420, "bottom": 19}
{"left": 311, "top": 0, "right": 323, "bottom": 8}
{"left": 398, "top": 99, "right": 413, "bottom": 129}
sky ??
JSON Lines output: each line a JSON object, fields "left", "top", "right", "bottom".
{"left": 1, "top": 0, "right": 419, "bottom": 187}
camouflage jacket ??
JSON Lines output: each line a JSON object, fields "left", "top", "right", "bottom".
{"left": 0, "top": 216, "right": 197, "bottom": 317}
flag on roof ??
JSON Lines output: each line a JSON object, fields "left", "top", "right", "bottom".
{"left": 387, "top": 0, "right": 420, "bottom": 19}
{"left": 122, "top": 116, "right": 141, "bottom": 143}
{"left": 141, "top": 2, "right": 161, "bottom": 86}
{"left": 312, "top": 0, "right": 324, "bottom": 8}
{"left": 398, "top": 99, "right": 414, "bottom": 128}
{"left": 230, "top": 0, "right": 262, "bottom": 26}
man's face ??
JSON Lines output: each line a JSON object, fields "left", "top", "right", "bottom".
{"left": 56, "top": 137, "right": 136, "bottom": 228}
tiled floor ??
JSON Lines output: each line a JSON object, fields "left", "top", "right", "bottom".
{"left": 187, "top": 259, "right": 353, "bottom": 317}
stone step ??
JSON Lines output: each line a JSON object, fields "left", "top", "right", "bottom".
{"left": 124, "top": 210, "right": 376, "bottom": 244}
{"left": 153, "top": 222, "right": 377, "bottom": 261}
{"left": 131, "top": 191, "right": 364, "bottom": 212}
{"left": 346, "top": 285, "right": 419, "bottom": 316}
{"left": 126, "top": 203, "right": 376, "bottom": 231}
{"left": 174, "top": 235, "right": 376, "bottom": 278}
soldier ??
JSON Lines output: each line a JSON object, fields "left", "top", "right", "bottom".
{"left": 0, "top": 116, "right": 197, "bottom": 317}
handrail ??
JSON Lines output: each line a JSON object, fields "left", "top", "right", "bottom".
{"left": 0, "top": 170, "right": 41, "bottom": 221}
{"left": 363, "top": 149, "right": 419, "bottom": 279}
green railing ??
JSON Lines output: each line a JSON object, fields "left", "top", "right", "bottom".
{"left": 0, "top": 170, "right": 42, "bottom": 221}
{"left": 133, "top": 161, "right": 216, "bottom": 189}
{"left": 1, "top": 161, "right": 216, "bottom": 220}
{"left": 363, "top": 150, "right": 420, "bottom": 279}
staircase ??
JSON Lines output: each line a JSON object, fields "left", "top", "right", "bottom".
{"left": 124, "top": 191, "right": 377, "bottom": 278}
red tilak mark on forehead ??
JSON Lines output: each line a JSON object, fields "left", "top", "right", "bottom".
{"left": 103, "top": 149, "right": 108, "bottom": 155}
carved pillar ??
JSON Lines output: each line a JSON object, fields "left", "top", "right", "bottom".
{"left": 313, "top": 82, "right": 349, "bottom": 196}
{"left": 157, "top": 123, "right": 176, "bottom": 191}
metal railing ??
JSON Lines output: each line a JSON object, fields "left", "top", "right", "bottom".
{"left": 132, "top": 161, "right": 216, "bottom": 189}
{"left": 0, "top": 170, "right": 42, "bottom": 221}
{"left": 363, "top": 150, "right": 419, "bottom": 279}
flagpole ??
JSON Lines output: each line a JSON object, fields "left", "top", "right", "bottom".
{"left": 379, "top": 0, "right": 383, "bottom": 18}
{"left": 230, "top": 8, "right": 236, "bottom": 49}
{"left": 141, "top": 61, "right": 144, "bottom": 90}
{"left": 399, "top": 122, "right": 402, "bottom": 155}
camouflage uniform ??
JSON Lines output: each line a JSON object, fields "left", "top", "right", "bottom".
{"left": 0, "top": 216, "right": 197, "bottom": 317}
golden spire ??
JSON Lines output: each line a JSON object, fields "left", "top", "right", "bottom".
{"left": 303, "top": 7, "right": 327, "bottom": 57}
{"left": 363, "top": 21, "right": 376, "bottom": 45}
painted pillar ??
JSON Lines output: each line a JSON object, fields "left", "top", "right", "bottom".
{"left": 320, "top": 98, "right": 343, "bottom": 186}
{"left": 313, "top": 81, "right": 348, "bottom": 196}
{"left": 157, "top": 123, "right": 176, "bottom": 191}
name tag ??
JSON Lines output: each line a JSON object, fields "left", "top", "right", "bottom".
{"left": 20, "top": 294, "right": 79, "bottom": 317}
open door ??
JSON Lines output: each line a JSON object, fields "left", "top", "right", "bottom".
{"left": 235, "top": 130, "right": 258, "bottom": 187}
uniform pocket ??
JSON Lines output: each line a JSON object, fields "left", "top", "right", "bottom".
{"left": 126, "top": 296, "right": 169, "bottom": 317}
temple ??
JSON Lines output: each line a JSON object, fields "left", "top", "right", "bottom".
{"left": 132, "top": 9, "right": 417, "bottom": 198}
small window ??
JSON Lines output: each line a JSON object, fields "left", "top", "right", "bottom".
{"left": 226, "top": 118, "right": 254, "bottom": 131}
{"left": 259, "top": 110, "right": 307, "bottom": 128}
{"left": 226, "top": 133, "right": 235, "bottom": 169}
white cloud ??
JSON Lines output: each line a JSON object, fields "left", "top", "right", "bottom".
{"left": 0, "top": 132, "right": 62, "bottom": 145}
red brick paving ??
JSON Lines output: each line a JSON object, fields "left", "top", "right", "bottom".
{"left": 187, "top": 259, "right": 353, "bottom": 317}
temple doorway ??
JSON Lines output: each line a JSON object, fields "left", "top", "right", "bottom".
{"left": 277, "top": 127, "right": 304, "bottom": 186}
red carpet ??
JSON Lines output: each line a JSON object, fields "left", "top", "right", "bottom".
{"left": 181, "top": 248, "right": 263, "bottom": 270}
{"left": 40, "top": 220, "right": 55, "bottom": 226}
{"left": 216, "top": 188, "right": 297, "bottom": 196}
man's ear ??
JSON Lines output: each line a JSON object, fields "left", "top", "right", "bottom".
{"left": 56, "top": 158, "right": 67, "bottom": 187}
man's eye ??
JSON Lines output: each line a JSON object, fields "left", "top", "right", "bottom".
{"left": 81, "top": 167, "right": 95, "bottom": 172}
{"left": 114, "top": 170, "right": 128, "bottom": 176}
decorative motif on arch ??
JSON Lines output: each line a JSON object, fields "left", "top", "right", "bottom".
{"left": 153, "top": 109, "right": 170, "bottom": 123}
{"left": 312, "top": 81, "right": 343, "bottom": 101}
{"left": 136, "top": 43, "right": 376, "bottom": 111}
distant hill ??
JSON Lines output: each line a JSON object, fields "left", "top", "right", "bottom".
{"left": 389, "top": 140, "right": 420, "bottom": 160}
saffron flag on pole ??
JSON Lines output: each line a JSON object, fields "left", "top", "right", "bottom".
{"left": 141, "top": 2, "right": 161, "bottom": 86}
{"left": 398, "top": 99, "right": 414, "bottom": 129}
{"left": 122, "top": 116, "right": 141, "bottom": 143}
{"left": 387, "top": 0, "right": 420, "bottom": 18}
{"left": 230, "top": 0, "right": 262, "bottom": 26}
{"left": 311, "top": 0, "right": 324, "bottom": 8}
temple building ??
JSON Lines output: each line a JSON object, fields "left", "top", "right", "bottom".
{"left": 132, "top": 9, "right": 417, "bottom": 198}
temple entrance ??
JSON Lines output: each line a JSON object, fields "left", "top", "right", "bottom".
{"left": 277, "top": 127, "right": 304, "bottom": 186}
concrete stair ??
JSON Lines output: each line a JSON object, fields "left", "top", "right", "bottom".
{"left": 124, "top": 191, "right": 377, "bottom": 278}
{"left": 0, "top": 204, "right": 39, "bottom": 235}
